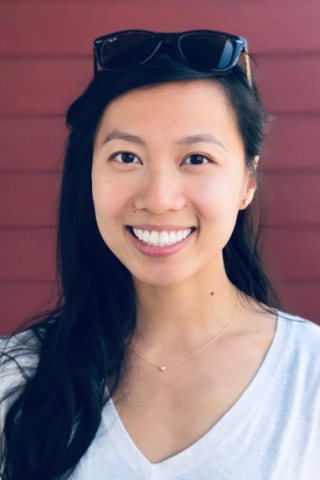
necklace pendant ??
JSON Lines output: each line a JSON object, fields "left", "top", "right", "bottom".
{"left": 159, "top": 366, "right": 166, "bottom": 371}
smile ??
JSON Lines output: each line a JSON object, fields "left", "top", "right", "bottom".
{"left": 131, "top": 227, "right": 194, "bottom": 247}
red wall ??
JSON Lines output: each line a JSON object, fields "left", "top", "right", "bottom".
{"left": 1, "top": 1, "right": 320, "bottom": 334}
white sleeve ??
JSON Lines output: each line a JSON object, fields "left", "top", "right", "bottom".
{"left": 0, "top": 333, "right": 39, "bottom": 431}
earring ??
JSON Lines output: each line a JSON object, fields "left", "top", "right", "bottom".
{"left": 244, "top": 199, "right": 250, "bottom": 206}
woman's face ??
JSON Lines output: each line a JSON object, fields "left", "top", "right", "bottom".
{"left": 92, "top": 80, "right": 255, "bottom": 286}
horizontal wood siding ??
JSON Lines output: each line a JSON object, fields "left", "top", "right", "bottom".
{"left": 0, "top": 281, "right": 57, "bottom": 334}
{"left": 0, "top": 229, "right": 56, "bottom": 281}
{"left": 1, "top": 57, "right": 320, "bottom": 116}
{"left": 1, "top": 2, "right": 320, "bottom": 56}
{"left": 1, "top": 0, "right": 320, "bottom": 333}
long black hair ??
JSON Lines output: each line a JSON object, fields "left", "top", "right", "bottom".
{"left": 0, "top": 55, "right": 279, "bottom": 480}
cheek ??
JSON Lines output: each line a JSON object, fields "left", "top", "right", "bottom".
{"left": 91, "top": 174, "right": 138, "bottom": 255}
{"left": 91, "top": 173, "right": 123, "bottom": 228}
{"left": 193, "top": 178, "right": 242, "bottom": 252}
{"left": 193, "top": 174, "right": 243, "bottom": 218}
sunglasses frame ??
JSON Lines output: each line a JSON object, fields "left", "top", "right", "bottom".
{"left": 93, "top": 29, "right": 252, "bottom": 87}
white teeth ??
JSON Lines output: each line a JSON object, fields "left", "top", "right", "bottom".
{"left": 142, "top": 230, "right": 150, "bottom": 243}
{"left": 159, "top": 231, "right": 169, "bottom": 246}
{"left": 132, "top": 228, "right": 193, "bottom": 247}
{"left": 168, "top": 231, "right": 176, "bottom": 243}
{"left": 150, "top": 231, "right": 159, "bottom": 245}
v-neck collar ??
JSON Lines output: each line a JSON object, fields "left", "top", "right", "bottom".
{"left": 103, "top": 313, "right": 291, "bottom": 479}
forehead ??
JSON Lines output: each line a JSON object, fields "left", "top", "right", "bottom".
{"left": 95, "top": 79, "right": 242, "bottom": 149}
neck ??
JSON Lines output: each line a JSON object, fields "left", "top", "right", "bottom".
{"left": 133, "top": 263, "right": 238, "bottom": 347}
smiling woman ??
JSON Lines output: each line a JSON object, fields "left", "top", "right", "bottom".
{"left": 91, "top": 81, "right": 253, "bottom": 286}
{"left": 1, "top": 29, "right": 320, "bottom": 480}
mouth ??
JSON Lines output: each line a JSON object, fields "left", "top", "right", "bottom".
{"left": 128, "top": 226, "right": 196, "bottom": 247}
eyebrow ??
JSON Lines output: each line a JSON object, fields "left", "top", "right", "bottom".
{"left": 101, "top": 130, "right": 226, "bottom": 150}
{"left": 102, "top": 131, "right": 146, "bottom": 146}
{"left": 176, "top": 134, "right": 226, "bottom": 151}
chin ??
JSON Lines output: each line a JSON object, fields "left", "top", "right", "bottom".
{"left": 130, "top": 263, "right": 200, "bottom": 288}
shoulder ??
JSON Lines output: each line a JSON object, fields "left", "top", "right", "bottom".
{"left": 277, "top": 310, "right": 320, "bottom": 345}
{"left": 0, "top": 328, "right": 40, "bottom": 361}
{"left": 275, "top": 311, "right": 320, "bottom": 378}
{"left": 0, "top": 330, "right": 40, "bottom": 398}
{"left": 1, "top": 330, "right": 41, "bottom": 430}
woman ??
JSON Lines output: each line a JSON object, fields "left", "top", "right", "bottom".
{"left": 1, "top": 30, "right": 320, "bottom": 480}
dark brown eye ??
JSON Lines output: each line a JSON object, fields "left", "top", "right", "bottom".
{"left": 114, "top": 152, "right": 139, "bottom": 163}
{"left": 184, "top": 154, "right": 210, "bottom": 165}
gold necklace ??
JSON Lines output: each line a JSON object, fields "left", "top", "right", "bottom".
{"left": 129, "top": 292, "right": 239, "bottom": 372}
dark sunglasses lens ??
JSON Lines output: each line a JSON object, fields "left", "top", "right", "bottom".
{"left": 179, "top": 34, "right": 235, "bottom": 69}
{"left": 100, "top": 33, "right": 158, "bottom": 69}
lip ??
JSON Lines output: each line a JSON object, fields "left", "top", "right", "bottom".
{"left": 126, "top": 226, "right": 195, "bottom": 258}
{"left": 130, "top": 224, "right": 195, "bottom": 232}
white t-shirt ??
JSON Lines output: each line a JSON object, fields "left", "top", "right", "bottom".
{"left": 2, "top": 312, "right": 320, "bottom": 479}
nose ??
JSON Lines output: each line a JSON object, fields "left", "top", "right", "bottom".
{"left": 133, "top": 166, "right": 186, "bottom": 215}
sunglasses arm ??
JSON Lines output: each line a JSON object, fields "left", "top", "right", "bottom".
{"left": 242, "top": 47, "right": 253, "bottom": 88}
{"left": 93, "top": 47, "right": 98, "bottom": 76}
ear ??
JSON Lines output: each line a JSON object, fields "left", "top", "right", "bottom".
{"left": 239, "top": 156, "right": 259, "bottom": 210}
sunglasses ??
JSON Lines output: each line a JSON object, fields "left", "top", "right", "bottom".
{"left": 93, "top": 29, "right": 252, "bottom": 87}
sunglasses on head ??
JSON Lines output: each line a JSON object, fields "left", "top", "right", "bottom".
{"left": 93, "top": 29, "right": 252, "bottom": 87}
